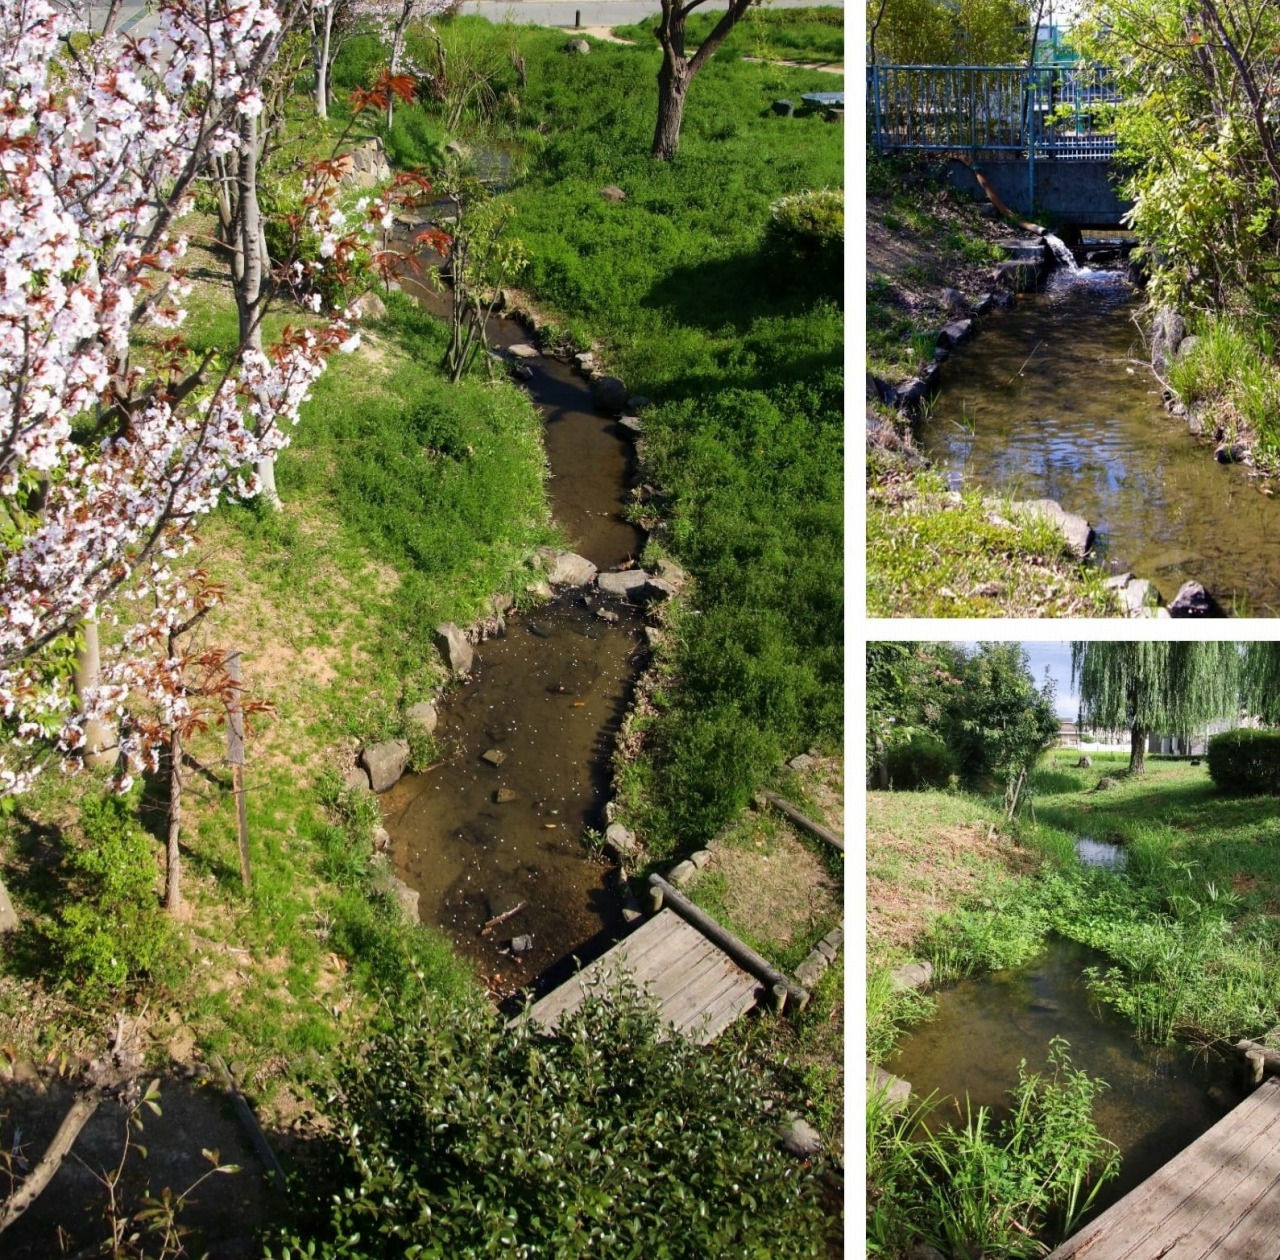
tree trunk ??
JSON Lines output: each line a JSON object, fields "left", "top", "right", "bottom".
{"left": 0, "top": 1092, "right": 101, "bottom": 1231}
{"left": 314, "top": 5, "right": 333, "bottom": 119}
{"left": 1130, "top": 726, "right": 1147, "bottom": 775}
{"left": 233, "top": 111, "right": 282, "bottom": 510}
{"left": 165, "top": 730, "right": 182, "bottom": 914}
{"left": 73, "top": 620, "right": 116, "bottom": 770}
{"left": 650, "top": 0, "right": 749, "bottom": 161}
{"left": 652, "top": 53, "right": 691, "bottom": 160}
{"left": 388, "top": 0, "right": 414, "bottom": 129}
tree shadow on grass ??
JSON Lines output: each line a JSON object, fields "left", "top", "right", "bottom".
{"left": 637, "top": 247, "right": 842, "bottom": 339}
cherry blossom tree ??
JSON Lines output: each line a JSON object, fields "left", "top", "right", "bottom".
{"left": 0, "top": 0, "right": 387, "bottom": 802}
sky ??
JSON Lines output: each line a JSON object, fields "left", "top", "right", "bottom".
{"left": 1022, "top": 641, "right": 1078, "bottom": 719}
{"left": 959, "top": 641, "right": 1079, "bottom": 719}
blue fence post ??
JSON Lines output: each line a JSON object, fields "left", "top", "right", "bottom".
{"left": 1026, "top": 69, "right": 1036, "bottom": 213}
{"left": 872, "top": 64, "right": 883, "bottom": 154}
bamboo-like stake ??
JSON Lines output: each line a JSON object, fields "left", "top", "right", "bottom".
{"left": 225, "top": 651, "right": 251, "bottom": 892}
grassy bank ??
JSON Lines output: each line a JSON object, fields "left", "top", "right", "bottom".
{"left": 0, "top": 228, "right": 554, "bottom": 1098}
{"left": 869, "top": 755, "right": 1280, "bottom": 1053}
{"left": 330, "top": 16, "right": 844, "bottom": 855}
{"left": 867, "top": 756, "right": 1280, "bottom": 1256}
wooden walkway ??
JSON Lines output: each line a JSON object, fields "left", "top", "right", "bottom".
{"left": 515, "top": 908, "right": 764, "bottom": 1045}
{"left": 1050, "top": 1076, "right": 1280, "bottom": 1260}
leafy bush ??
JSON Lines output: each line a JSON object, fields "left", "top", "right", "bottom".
{"left": 885, "top": 731, "right": 956, "bottom": 790}
{"left": 768, "top": 188, "right": 839, "bottom": 254}
{"left": 270, "top": 983, "right": 830, "bottom": 1258}
{"left": 43, "top": 793, "right": 178, "bottom": 1000}
{"left": 1208, "top": 728, "right": 1280, "bottom": 795}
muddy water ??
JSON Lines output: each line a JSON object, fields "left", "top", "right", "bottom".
{"left": 889, "top": 937, "right": 1238, "bottom": 1219}
{"left": 922, "top": 269, "right": 1280, "bottom": 615}
{"left": 380, "top": 253, "right": 646, "bottom": 993}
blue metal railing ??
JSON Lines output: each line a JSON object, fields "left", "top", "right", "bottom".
{"left": 867, "top": 63, "right": 1120, "bottom": 162}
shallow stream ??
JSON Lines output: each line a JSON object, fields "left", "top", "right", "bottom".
{"left": 381, "top": 248, "right": 647, "bottom": 996}
{"left": 921, "top": 267, "right": 1280, "bottom": 614}
{"left": 889, "top": 935, "right": 1239, "bottom": 1220}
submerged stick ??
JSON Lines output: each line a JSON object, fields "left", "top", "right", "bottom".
{"left": 480, "top": 901, "right": 527, "bottom": 936}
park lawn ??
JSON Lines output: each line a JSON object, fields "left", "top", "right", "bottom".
{"left": 614, "top": 6, "right": 845, "bottom": 64}
{"left": 869, "top": 755, "right": 1280, "bottom": 1057}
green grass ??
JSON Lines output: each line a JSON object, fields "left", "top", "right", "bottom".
{"left": 866, "top": 470, "right": 1120, "bottom": 617}
{"left": 328, "top": 14, "right": 845, "bottom": 855}
{"left": 871, "top": 759, "right": 1280, "bottom": 1046}
{"left": 615, "top": 6, "right": 845, "bottom": 63}
{"left": 1165, "top": 312, "right": 1280, "bottom": 464}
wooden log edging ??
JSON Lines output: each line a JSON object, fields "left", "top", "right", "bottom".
{"left": 647, "top": 873, "right": 809, "bottom": 1010}
{"left": 754, "top": 790, "right": 844, "bottom": 852}
{"left": 209, "top": 1054, "right": 287, "bottom": 1192}
{"left": 795, "top": 921, "right": 843, "bottom": 991}
{"left": 1235, "top": 1036, "right": 1280, "bottom": 1088}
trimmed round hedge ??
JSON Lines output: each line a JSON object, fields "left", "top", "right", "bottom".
{"left": 1207, "top": 728, "right": 1280, "bottom": 795}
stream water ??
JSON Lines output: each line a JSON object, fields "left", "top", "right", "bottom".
{"left": 921, "top": 266, "right": 1280, "bottom": 614}
{"left": 380, "top": 242, "right": 647, "bottom": 997}
{"left": 889, "top": 936, "right": 1239, "bottom": 1221}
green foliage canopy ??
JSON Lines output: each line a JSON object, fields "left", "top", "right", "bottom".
{"left": 868, "top": 0, "right": 1031, "bottom": 65}
{"left": 1074, "top": 0, "right": 1280, "bottom": 313}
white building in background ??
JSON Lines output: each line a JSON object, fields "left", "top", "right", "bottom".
{"left": 1057, "top": 716, "right": 1251, "bottom": 756}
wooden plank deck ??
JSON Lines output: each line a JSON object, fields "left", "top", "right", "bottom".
{"left": 514, "top": 909, "right": 765, "bottom": 1045}
{"left": 1050, "top": 1077, "right": 1280, "bottom": 1260}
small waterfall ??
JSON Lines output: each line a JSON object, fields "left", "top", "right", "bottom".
{"left": 1044, "top": 232, "right": 1081, "bottom": 273}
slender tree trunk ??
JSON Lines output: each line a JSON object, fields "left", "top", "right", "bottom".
{"left": 98, "top": 0, "right": 123, "bottom": 36}
{"left": 73, "top": 620, "right": 116, "bottom": 770}
{"left": 233, "top": 111, "right": 282, "bottom": 509}
{"left": 388, "top": 1, "right": 413, "bottom": 129}
{"left": 1129, "top": 726, "right": 1148, "bottom": 775}
{"left": 313, "top": 6, "right": 334, "bottom": 119}
{"left": 0, "top": 1093, "right": 101, "bottom": 1231}
{"left": 165, "top": 729, "right": 182, "bottom": 914}
{"left": 652, "top": 52, "right": 691, "bottom": 160}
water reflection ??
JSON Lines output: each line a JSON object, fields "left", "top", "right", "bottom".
{"left": 923, "top": 270, "right": 1280, "bottom": 613}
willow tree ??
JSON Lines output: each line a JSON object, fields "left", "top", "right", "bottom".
{"left": 1071, "top": 643, "right": 1242, "bottom": 775}
{"left": 1243, "top": 643, "right": 1280, "bottom": 724}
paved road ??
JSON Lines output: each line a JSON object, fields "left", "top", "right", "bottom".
{"left": 97, "top": 0, "right": 840, "bottom": 37}
{"left": 459, "top": 0, "right": 840, "bottom": 26}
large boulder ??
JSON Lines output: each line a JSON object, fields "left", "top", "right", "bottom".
{"left": 591, "top": 376, "right": 630, "bottom": 412}
{"left": 597, "top": 569, "right": 649, "bottom": 598}
{"left": 937, "top": 319, "right": 973, "bottom": 349}
{"left": 1151, "top": 306, "right": 1187, "bottom": 374}
{"left": 1168, "top": 580, "right": 1224, "bottom": 617}
{"left": 435, "top": 622, "right": 475, "bottom": 677}
{"left": 1007, "top": 498, "right": 1096, "bottom": 558}
{"left": 604, "top": 822, "right": 638, "bottom": 860}
{"left": 405, "top": 701, "right": 438, "bottom": 734}
{"left": 360, "top": 739, "right": 411, "bottom": 792}
{"left": 566, "top": 38, "right": 590, "bottom": 54}
{"left": 538, "top": 548, "right": 597, "bottom": 587}
{"left": 352, "top": 290, "right": 387, "bottom": 321}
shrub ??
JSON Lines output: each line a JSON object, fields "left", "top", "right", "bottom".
{"left": 43, "top": 793, "right": 178, "bottom": 1000}
{"left": 767, "top": 188, "right": 843, "bottom": 290}
{"left": 269, "top": 983, "right": 830, "bottom": 1258}
{"left": 886, "top": 731, "right": 956, "bottom": 790}
{"left": 1208, "top": 728, "right": 1280, "bottom": 795}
